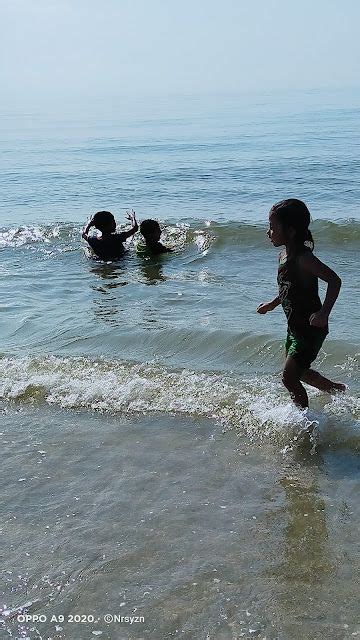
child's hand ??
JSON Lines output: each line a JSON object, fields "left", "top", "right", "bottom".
{"left": 82, "top": 218, "right": 94, "bottom": 238}
{"left": 257, "top": 301, "right": 274, "bottom": 314}
{"left": 309, "top": 310, "right": 329, "bottom": 327}
{"left": 126, "top": 209, "right": 137, "bottom": 225}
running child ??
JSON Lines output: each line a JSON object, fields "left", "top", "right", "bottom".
{"left": 257, "top": 198, "right": 345, "bottom": 408}
{"left": 82, "top": 210, "right": 138, "bottom": 261}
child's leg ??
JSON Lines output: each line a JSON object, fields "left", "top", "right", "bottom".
{"left": 282, "top": 356, "right": 308, "bottom": 408}
{"left": 301, "top": 369, "right": 346, "bottom": 393}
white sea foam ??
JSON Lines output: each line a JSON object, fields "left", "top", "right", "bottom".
{"left": 1, "top": 355, "right": 358, "bottom": 448}
{"left": 0, "top": 222, "right": 214, "bottom": 254}
{"left": 0, "top": 225, "right": 64, "bottom": 248}
{"left": 0, "top": 226, "right": 49, "bottom": 247}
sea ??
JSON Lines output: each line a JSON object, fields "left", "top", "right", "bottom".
{"left": 1, "top": 88, "right": 359, "bottom": 640}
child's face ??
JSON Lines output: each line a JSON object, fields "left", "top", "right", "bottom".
{"left": 267, "top": 212, "right": 287, "bottom": 246}
{"left": 145, "top": 228, "right": 161, "bottom": 242}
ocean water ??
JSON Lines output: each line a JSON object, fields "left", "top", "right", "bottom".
{"left": 1, "top": 89, "right": 360, "bottom": 639}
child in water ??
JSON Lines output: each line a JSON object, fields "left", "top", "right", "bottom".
{"left": 139, "top": 219, "right": 172, "bottom": 255}
{"left": 257, "top": 198, "right": 345, "bottom": 408}
{"left": 82, "top": 210, "right": 138, "bottom": 261}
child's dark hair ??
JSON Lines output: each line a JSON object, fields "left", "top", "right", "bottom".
{"left": 140, "top": 219, "right": 161, "bottom": 236}
{"left": 92, "top": 211, "right": 115, "bottom": 232}
{"left": 270, "top": 198, "right": 314, "bottom": 250}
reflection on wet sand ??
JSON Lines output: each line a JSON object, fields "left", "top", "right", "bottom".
{"left": 279, "top": 475, "right": 332, "bottom": 583}
{"left": 265, "top": 468, "right": 335, "bottom": 638}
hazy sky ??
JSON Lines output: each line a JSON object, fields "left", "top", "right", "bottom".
{"left": 1, "top": 0, "right": 359, "bottom": 110}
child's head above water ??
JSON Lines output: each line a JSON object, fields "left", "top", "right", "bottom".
{"left": 268, "top": 198, "right": 314, "bottom": 251}
{"left": 139, "top": 219, "right": 172, "bottom": 254}
{"left": 92, "top": 211, "right": 116, "bottom": 234}
{"left": 140, "top": 219, "right": 161, "bottom": 243}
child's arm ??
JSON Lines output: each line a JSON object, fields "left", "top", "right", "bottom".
{"left": 298, "top": 253, "right": 342, "bottom": 327}
{"left": 257, "top": 296, "right": 281, "bottom": 314}
{"left": 82, "top": 218, "right": 94, "bottom": 240}
{"left": 119, "top": 210, "right": 138, "bottom": 240}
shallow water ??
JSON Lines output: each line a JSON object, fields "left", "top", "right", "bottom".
{"left": 1, "top": 407, "right": 360, "bottom": 639}
{"left": 1, "top": 89, "right": 360, "bottom": 639}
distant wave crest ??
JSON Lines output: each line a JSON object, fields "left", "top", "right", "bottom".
{"left": 1, "top": 219, "right": 359, "bottom": 252}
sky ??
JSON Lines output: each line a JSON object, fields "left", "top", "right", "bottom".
{"left": 1, "top": 0, "right": 359, "bottom": 111}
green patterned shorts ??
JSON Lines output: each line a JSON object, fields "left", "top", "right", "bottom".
{"left": 285, "top": 328, "right": 327, "bottom": 370}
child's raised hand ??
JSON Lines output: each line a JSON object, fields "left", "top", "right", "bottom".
{"left": 82, "top": 217, "right": 94, "bottom": 238}
{"left": 126, "top": 209, "right": 137, "bottom": 224}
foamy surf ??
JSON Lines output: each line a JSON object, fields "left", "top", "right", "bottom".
{"left": 1, "top": 219, "right": 359, "bottom": 251}
{"left": 0, "top": 225, "right": 59, "bottom": 247}
{"left": 1, "top": 354, "right": 358, "bottom": 449}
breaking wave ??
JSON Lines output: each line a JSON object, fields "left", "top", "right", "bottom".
{"left": 0, "top": 219, "right": 359, "bottom": 252}
{"left": 1, "top": 354, "right": 359, "bottom": 449}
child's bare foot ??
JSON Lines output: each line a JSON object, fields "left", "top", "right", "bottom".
{"left": 331, "top": 382, "right": 346, "bottom": 393}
